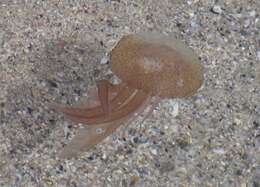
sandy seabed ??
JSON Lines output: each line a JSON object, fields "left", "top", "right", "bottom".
{"left": 0, "top": 0, "right": 259, "bottom": 186}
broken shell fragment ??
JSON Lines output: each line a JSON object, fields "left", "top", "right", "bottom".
{"left": 110, "top": 32, "right": 203, "bottom": 97}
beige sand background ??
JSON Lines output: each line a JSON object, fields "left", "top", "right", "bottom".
{"left": 0, "top": 0, "right": 259, "bottom": 186}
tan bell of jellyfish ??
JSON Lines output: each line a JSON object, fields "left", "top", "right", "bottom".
{"left": 50, "top": 32, "right": 204, "bottom": 158}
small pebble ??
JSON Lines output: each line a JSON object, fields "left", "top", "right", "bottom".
{"left": 212, "top": 148, "right": 226, "bottom": 154}
{"left": 256, "top": 50, "right": 260, "bottom": 59}
{"left": 249, "top": 10, "right": 256, "bottom": 17}
{"left": 150, "top": 148, "right": 158, "bottom": 155}
{"left": 100, "top": 55, "right": 109, "bottom": 64}
{"left": 169, "top": 101, "right": 179, "bottom": 117}
{"left": 211, "top": 5, "right": 222, "bottom": 14}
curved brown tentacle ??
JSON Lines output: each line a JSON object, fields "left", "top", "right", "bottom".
{"left": 57, "top": 88, "right": 149, "bottom": 158}
{"left": 65, "top": 90, "right": 149, "bottom": 125}
{"left": 59, "top": 95, "right": 152, "bottom": 158}
{"left": 49, "top": 81, "right": 135, "bottom": 119}
{"left": 58, "top": 90, "right": 151, "bottom": 158}
{"left": 97, "top": 80, "right": 110, "bottom": 114}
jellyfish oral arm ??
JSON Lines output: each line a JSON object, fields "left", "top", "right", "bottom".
{"left": 66, "top": 89, "right": 149, "bottom": 124}
{"left": 51, "top": 80, "right": 150, "bottom": 125}
{"left": 97, "top": 80, "right": 110, "bottom": 114}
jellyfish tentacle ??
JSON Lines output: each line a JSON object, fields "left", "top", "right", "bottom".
{"left": 59, "top": 116, "right": 129, "bottom": 158}
{"left": 96, "top": 80, "right": 126, "bottom": 114}
{"left": 66, "top": 90, "right": 149, "bottom": 125}
{"left": 97, "top": 80, "right": 110, "bottom": 115}
{"left": 49, "top": 83, "right": 136, "bottom": 120}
